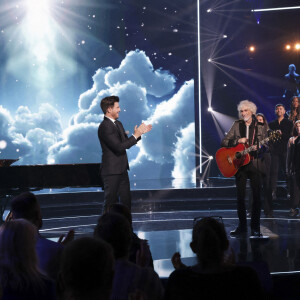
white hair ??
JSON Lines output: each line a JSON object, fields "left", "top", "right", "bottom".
{"left": 237, "top": 100, "right": 257, "bottom": 119}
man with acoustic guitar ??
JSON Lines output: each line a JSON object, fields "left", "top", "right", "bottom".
{"left": 221, "top": 100, "right": 269, "bottom": 238}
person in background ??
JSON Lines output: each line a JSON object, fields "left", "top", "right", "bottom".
{"left": 257, "top": 113, "right": 273, "bottom": 218}
{"left": 0, "top": 219, "right": 56, "bottom": 300}
{"left": 286, "top": 120, "right": 300, "bottom": 217}
{"left": 287, "top": 96, "right": 300, "bottom": 123}
{"left": 283, "top": 64, "right": 300, "bottom": 100}
{"left": 268, "top": 104, "right": 293, "bottom": 206}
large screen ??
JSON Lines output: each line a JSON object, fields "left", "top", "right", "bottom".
{"left": 0, "top": 0, "right": 199, "bottom": 188}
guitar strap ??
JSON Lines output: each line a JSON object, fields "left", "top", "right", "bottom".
{"left": 239, "top": 121, "right": 257, "bottom": 146}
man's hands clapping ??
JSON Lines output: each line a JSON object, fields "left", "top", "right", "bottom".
{"left": 134, "top": 123, "right": 152, "bottom": 139}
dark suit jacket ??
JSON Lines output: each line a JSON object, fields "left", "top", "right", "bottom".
{"left": 98, "top": 117, "right": 140, "bottom": 175}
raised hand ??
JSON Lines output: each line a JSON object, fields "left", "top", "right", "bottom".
{"left": 58, "top": 229, "right": 75, "bottom": 245}
{"left": 171, "top": 252, "right": 186, "bottom": 269}
{"left": 134, "top": 123, "right": 152, "bottom": 138}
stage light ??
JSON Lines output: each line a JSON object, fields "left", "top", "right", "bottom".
{"left": 251, "top": 6, "right": 300, "bottom": 12}
{"left": 209, "top": 156, "right": 213, "bottom": 160}
{"left": 0, "top": 140, "right": 7, "bottom": 150}
{"left": 208, "top": 107, "right": 213, "bottom": 112}
{"left": 207, "top": 8, "right": 212, "bottom": 13}
{"left": 223, "top": 34, "right": 227, "bottom": 39}
{"left": 223, "top": 83, "right": 227, "bottom": 87}
{"left": 249, "top": 46, "right": 255, "bottom": 52}
{"left": 208, "top": 58, "right": 212, "bottom": 62}
{"left": 295, "top": 44, "right": 300, "bottom": 50}
{"left": 286, "top": 45, "right": 291, "bottom": 50}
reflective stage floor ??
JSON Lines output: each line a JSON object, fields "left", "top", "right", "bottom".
{"left": 39, "top": 208, "right": 300, "bottom": 278}
{"left": 18, "top": 179, "right": 299, "bottom": 288}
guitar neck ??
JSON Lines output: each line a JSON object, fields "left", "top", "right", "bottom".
{"left": 241, "top": 136, "right": 270, "bottom": 155}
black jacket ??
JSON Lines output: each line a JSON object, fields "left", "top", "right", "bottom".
{"left": 98, "top": 117, "right": 140, "bottom": 175}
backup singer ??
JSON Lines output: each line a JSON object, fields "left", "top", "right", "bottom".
{"left": 286, "top": 120, "right": 300, "bottom": 217}
{"left": 98, "top": 96, "right": 152, "bottom": 213}
{"left": 221, "top": 100, "right": 268, "bottom": 237}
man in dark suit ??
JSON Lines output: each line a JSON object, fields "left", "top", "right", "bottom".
{"left": 98, "top": 96, "right": 152, "bottom": 213}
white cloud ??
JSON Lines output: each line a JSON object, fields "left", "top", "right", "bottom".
{"left": 75, "top": 81, "right": 150, "bottom": 129}
{"left": 1, "top": 50, "right": 196, "bottom": 185}
{"left": 105, "top": 50, "right": 176, "bottom": 97}
{"left": 18, "top": 128, "right": 57, "bottom": 165}
{"left": 0, "top": 106, "right": 31, "bottom": 161}
{"left": 78, "top": 67, "right": 113, "bottom": 110}
{"left": 140, "top": 79, "right": 194, "bottom": 164}
{"left": 48, "top": 123, "right": 101, "bottom": 164}
{"left": 13, "top": 103, "right": 62, "bottom": 136}
{"left": 172, "top": 122, "right": 196, "bottom": 188}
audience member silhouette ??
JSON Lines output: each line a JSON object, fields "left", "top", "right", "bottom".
{"left": 107, "top": 203, "right": 153, "bottom": 268}
{"left": 57, "top": 237, "right": 114, "bottom": 300}
{"left": 94, "top": 212, "right": 164, "bottom": 300}
{"left": 10, "top": 192, "right": 74, "bottom": 280}
{"left": 165, "top": 217, "right": 264, "bottom": 299}
{"left": 0, "top": 219, "right": 56, "bottom": 300}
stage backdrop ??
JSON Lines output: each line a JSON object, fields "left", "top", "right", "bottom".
{"left": 0, "top": 0, "right": 199, "bottom": 188}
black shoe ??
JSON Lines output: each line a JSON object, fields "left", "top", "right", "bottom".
{"left": 250, "top": 230, "right": 262, "bottom": 237}
{"left": 250, "top": 230, "right": 269, "bottom": 239}
{"left": 230, "top": 227, "right": 247, "bottom": 237}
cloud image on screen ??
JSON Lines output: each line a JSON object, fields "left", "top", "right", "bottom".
{"left": 0, "top": 0, "right": 197, "bottom": 188}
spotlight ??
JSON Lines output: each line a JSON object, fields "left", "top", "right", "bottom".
{"left": 208, "top": 107, "right": 213, "bottom": 112}
{"left": 249, "top": 46, "right": 255, "bottom": 52}
{"left": 209, "top": 156, "right": 213, "bottom": 160}
{"left": 295, "top": 44, "right": 300, "bottom": 50}
{"left": 223, "top": 83, "right": 227, "bottom": 87}
{"left": 223, "top": 34, "right": 227, "bottom": 39}
{"left": 0, "top": 140, "right": 7, "bottom": 150}
{"left": 208, "top": 58, "right": 212, "bottom": 62}
{"left": 207, "top": 8, "right": 212, "bottom": 13}
{"left": 286, "top": 44, "right": 291, "bottom": 50}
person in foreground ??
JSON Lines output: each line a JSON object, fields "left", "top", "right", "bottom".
{"left": 0, "top": 219, "right": 56, "bottom": 300}
{"left": 94, "top": 212, "right": 164, "bottom": 299}
{"left": 221, "top": 100, "right": 268, "bottom": 237}
{"left": 165, "top": 217, "right": 264, "bottom": 300}
{"left": 10, "top": 191, "right": 74, "bottom": 280}
{"left": 98, "top": 95, "right": 152, "bottom": 213}
{"left": 57, "top": 237, "right": 114, "bottom": 300}
{"left": 107, "top": 203, "right": 154, "bottom": 268}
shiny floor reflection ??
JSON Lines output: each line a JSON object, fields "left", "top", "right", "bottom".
{"left": 40, "top": 209, "right": 300, "bottom": 278}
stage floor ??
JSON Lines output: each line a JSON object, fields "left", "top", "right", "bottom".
{"left": 40, "top": 208, "right": 300, "bottom": 278}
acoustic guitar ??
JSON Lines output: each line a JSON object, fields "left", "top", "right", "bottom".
{"left": 215, "top": 130, "right": 281, "bottom": 178}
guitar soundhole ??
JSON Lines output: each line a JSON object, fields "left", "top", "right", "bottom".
{"left": 235, "top": 152, "right": 242, "bottom": 159}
